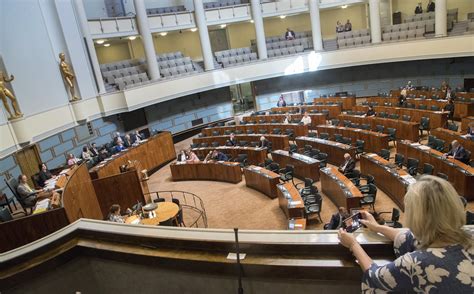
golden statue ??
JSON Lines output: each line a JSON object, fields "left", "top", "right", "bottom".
{"left": 0, "top": 71, "right": 23, "bottom": 120}
{"left": 59, "top": 53, "right": 80, "bottom": 102}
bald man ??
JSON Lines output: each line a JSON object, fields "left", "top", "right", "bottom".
{"left": 339, "top": 153, "right": 355, "bottom": 175}
{"left": 444, "top": 140, "right": 469, "bottom": 164}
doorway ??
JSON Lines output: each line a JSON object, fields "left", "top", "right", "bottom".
{"left": 230, "top": 82, "right": 255, "bottom": 114}
{"left": 15, "top": 145, "right": 42, "bottom": 188}
{"left": 464, "top": 78, "right": 474, "bottom": 92}
{"left": 209, "top": 29, "right": 229, "bottom": 53}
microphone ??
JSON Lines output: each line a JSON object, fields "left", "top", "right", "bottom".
{"left": 234, "top": 228, "right": 244, "bottom": 294}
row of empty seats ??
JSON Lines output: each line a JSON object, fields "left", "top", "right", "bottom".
{"left": 383, "top": 28, "right": 425, "bottom": 42}
{"left": 337, "top": 35, "right": 371, "bottom": 49}
{"left": 267, "top": 45, "right": 304, "bottom": 58}
{"left": 116, "top": 73, "right": 150, "bottom": 90}
{"left": 251, "top": 31, "right": 312, "bottom": 46}
{"left": 204, "top": 0, "right": 245, "bottom": 9}
{"left": 266, "top": 37, "right": 312, "bottom": 50}
{"left": 336, "top": 29, "right": 370, "bottom": 40}
{"left": 146, "top": 5, "right": 186, "bottom": 15}
{"left": 220, "top": 53, "right": 257, "bottom": 67}
{"left": 103, "top": 65, "right": 147, "bottom": 84}
{"left": 383, "top": 20, "right": 435, "bottom": 34}
{"left": 404, "top": 12, "right": 435, "bottom": 23}
{"left": 100, "top": 52, "right": 184, "bottom": 73}
{"left": 215, "top": 47, "right": 252, "bottom": 62}
{"left": 161, "top": 65, "right": 201, "bottom": 78}
{"left": 158, "top": 57, "right": 193, "bottom": 69}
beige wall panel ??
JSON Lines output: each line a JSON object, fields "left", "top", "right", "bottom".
{"left": 96, "top": 43, "right": 131, "bottom": 64}
{"left": 227, "top": 21, "right": 256, "bottom": 49}
{"left": 153, "top": 31, "right": 203, "bottom": 60}
{"left": 320, "top": 5, "right": 368, "bottom": 39}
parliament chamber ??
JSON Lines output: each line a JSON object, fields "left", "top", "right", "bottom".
{"left": 1, "top": 0, "right": 474, "bottom": 293}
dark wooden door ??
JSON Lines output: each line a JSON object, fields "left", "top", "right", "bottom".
{"left": 15, "top": 145, "right": 41, "bottom": 188}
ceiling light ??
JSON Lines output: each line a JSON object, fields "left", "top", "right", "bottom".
{"left": 250, "top": 20, "right": 254, "bottom": 23}
{"left": 190, "top": 28, "right": 197, "bottom": 32}
{"left": 160, "top": 32, "right": 168, "bottom": 36}
{"left": 341, "top": 5, "right": 348, "bottom": 9}
{"left": 96, "top": 39, "right": 105, "bottom": 44}
{"left": 220, "top": 24, "right": 227, "bottom": 28}
{"left": 279, "top": 15, "right": 286, "bottom": 19}
{"left": 128, "top": 36, "right": 137, "bottom": 40}
{"left": 103, "top": 43, "right": 110, "bottom": 47}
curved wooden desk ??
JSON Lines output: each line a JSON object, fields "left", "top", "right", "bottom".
{"left": 295, "top": 136, "right": 356, "bottom": 166}
{"left": 277, "top": 182, "right": 305, "bottom": 219}
{"left": 271, "top": 104, "right": 342, "bottom": 119}
{"left": 314, "top": 96, "right": 356, "bottom": 110}
{"left": 89, "top": 132, "right": 176, "bottom": 179}
{"left": 360, "top": 153, "right": 415, "bottom": 211}
{"left": 430, "top": 127, "right": 474, "bottom": 158}
{"left": 243, "top": 165, "right": 280, "bottom": 199}
{"left": 193, "top": 134, "right": 289, "bottom": 150}
{"left": 201, "top": 123, "right": 309, "bottom": 137}
{"left": 191, "top": 146, "right": 267, "bottom": 165}
{"left": 397, "top": 140, "right": 474, "bottom": 199}
{"left": 170, "top": 162, "right": 242, "bottom": 183}
{"left": 461, "top": 116, "right": 474, "bottom": 133}
{"left": 315, "top": 125, "right": 389, "bottom": 153}
{"left": 125, "top": 202, "right": 179, "bottom": 225}
{"left": 272, "top": 150, "right": 320, "bottom": 181}
{"left": 338, "top": 114, "right": 420, "bottom": 142}
{"left": 242, "top": 113, "right": 327, "bottom": 129}
{"left": 320, "top": 167, "right": 363, "bottom": 210}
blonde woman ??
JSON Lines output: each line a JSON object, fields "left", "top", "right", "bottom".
{"left": 338, "top": 175, "right": 473, "bottom": 293}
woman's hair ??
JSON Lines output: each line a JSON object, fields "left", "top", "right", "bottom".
{"left": 109, "top": 204, "right": 121, "bottom": 214}
{"left": 404, "top": 175, "right": 472, "bottom": 249}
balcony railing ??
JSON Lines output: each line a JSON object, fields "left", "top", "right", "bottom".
{"left": 88, "top": 16, "right": 138, "bottom": 37}
{"left": 261, "top": 0, "right": 308, "bottom": 17}
{"left": 148, "top": 11, "right": 196, "bottom": 33}
{"left": 205, "top": 4, "right": 252, "bottom": 25}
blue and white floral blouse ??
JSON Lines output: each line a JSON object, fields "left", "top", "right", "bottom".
{"left": 362, "top": 230, "right": 473, "bottom": 293}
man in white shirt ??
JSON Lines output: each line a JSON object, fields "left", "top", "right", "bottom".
{"left": 300, "top": 112, "right": 312, "bottom": 126}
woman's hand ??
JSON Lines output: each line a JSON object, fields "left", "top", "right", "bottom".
{"left": 359, "top": 211, "right": 380, "bottom": 232}
{"left": 338, "top": 228, "right": 358, "bottom": 249}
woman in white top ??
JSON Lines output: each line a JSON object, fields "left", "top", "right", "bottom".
{"left": 300, "top": 112, "right": 312, "bottom": 126}
{"left": 283, "top": 113, "right": 291, "bottom": 124}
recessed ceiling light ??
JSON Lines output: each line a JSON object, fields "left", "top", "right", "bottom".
{"left": 280, "top": 15, "right": 286, "bottom": 19}
{"left": 190, "top": 28, "right": 197, "bottom": 32}
{"left": 96, "top": 39, "right": 105, "bottom": 44}
{"left": 341, "top": 5, "right": 348, "bottom": 9}
{"left": 250, "top": 20, "right": 254, "bottom": 23}
{"left": 128, "top": 36, "right": 137, "bottom": 40}
{"left": 103, "top": 43, "right": 110, "bottom": 47}
{"left": 160, "top": 32, "right": 168, "bottom": 36}
{"left": 220, "top": 24, "right": 227, "bottom": 28}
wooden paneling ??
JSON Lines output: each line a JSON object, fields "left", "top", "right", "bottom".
{"left": 272, "top": 150, "right": 320, "bottom": 181}
{"left": 15, "top": 145, "right": 41, "bottom": 188}
{"left": 315, "top": 125, "right": 389, "bottom": 154}
{"left": 201, "top": 123, "right": 309, "bottom": 137}
{"left": 193, "top": 134, "right": 290, "bottom": 151}
{"left": 242, "top": 113, "right": 327, "bottom": 129}
{"left": 89, "top": 132, "right": 176, "bottom": 179}
{"left": 92, "top": 170, "right": 147, "bottom": 218}
{"left": 431, "top": 128, "right": 474, "bottom": 159}
{"left": 461, "top": 116, "right": 474, "bottom": 133}
{"left": 191, "top": 146, "right": 267, "bottom": 165}
{"left": 397, "top": 140, "right": 474, "bottom": 200}
{"left": 244, "top": 166, "right": 280, "bottom": 199}
{"left": 272, "top": 105, "right": 342, "bottom": 119}
{"left": 295, "top": 136, "right": 356, "bottom": 166}
{"left": 314, "top": 96, "right": 356, "bottom": 110}
{"left": 170, "top": 162, "right": 242, "bottom": 183}
{"left": 320, "top": 167, "right": 363, "bottom": 210}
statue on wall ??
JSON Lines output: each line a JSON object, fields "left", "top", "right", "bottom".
{"left": 0, "top": 71, "right": 23, "bottom": 120}
{"left": 59, "top": 53, "right": 80, "bottom": 102}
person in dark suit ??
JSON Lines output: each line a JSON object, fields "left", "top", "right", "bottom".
{"left": 89, "top": 142, "right": 99, "bottom": 157}
{"left": 38, "top": 163, "right": 53, "bottom": 187}
{"left": 443, "top": 98, "right": 455, "bottom": 121}
{"left": 285, "top": 28, "right": 295, "bottom": 40}
{"left": 227, "top": 133, "right": 237, "bottom": 146}
{"left": 344, "top": 19, "right": 352, "bottom": 32}
{"left": 365, "top": 106, "right": 376, "bottom": 117}
{"left": 427, "top": 0, "right": 435, "bottom": 12}
{"left": 415, "top": 3, "right": 423, "bottom": 14}
{"left": 338, "top": 153, "right": 356, "bottom": 175}
{"left": 325, "top": 207, "right": 350, "bottom": 230}
{"left": 258, "top": 136, "right": 269, "bottom": 148}
{"left": 277, "top": 95, "right": 287, "bottom": 107}
{"left": 132, "top": 130, "right": 143, "bottom": 144}
{"left": 205, "top": 150, "right": 229, "bottom": 162}
{"left": 123, "top": 134, "right": 133, "bottom": 148}
{"left": 444, "top": 140, "right": 469, "bottom": 163}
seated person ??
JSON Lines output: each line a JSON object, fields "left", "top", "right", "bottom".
{"left": 300, "top": 112, "right": 312, "bottom": 126}
{"left": 16, "top": 174, "right": 61, "bottom": 208}
{"left": 186, "top": 150, "right": 200, "bottom": 163}
{"left": 113, "top": 132, "right": 123, "bottom": 145}
{"left": 415, "top": 2, "right": 423, "bottom": 14}
{"left": 324, "top": 207, "right": 350, "bottom": 230}
{"left": 67, "top": 153, "right": 79, "bottom": 166}
{"left": 97, "top": 147, "right": 109, "bottom": 161}
{"left": 123, "top": 134, "right": 133, "bottom": 148}
{"left": 344, "top": 19, "right": 352, "bottom": 32}
{"left": 283, "top": 113, "right": 291, "bottom": 124}
{"left": 108, "top": 204, "right": 125, "bottom": 223}
{"left": 81, "top": 146, "right": 92, "bottom": 161}
{"left": 204, "top": 150, "right": 229, "bottom": 162}
{"left": 405, "top": 81, "right": 415, "bottom": 91}
{"left": 277, "top": 95, "right": 287, "bottom": 107}
{"left": 258, "top": 136, "right": 269, "bottom": 148}
{"left": 462, "top": 122, "right": 474, "bottom": 140}
{"left": 460, "top": 196, "right": 474, "bottom": 225}
{"left": 398, "top": 88, "right": 407, "bottom": 106}
{"left": 227, "top": 133, "right": 237, "bottom": 146}
{"left": 38, "top": 163, "right": 53, "bottom": 187}
{"left": 114, "top": 141, "right": 126, "bottom": 153}
{"left": 177, "top": 149, "right": 187, "bottom": 163}
{"left": 427, "top": 0, "right": 435, "bottom": 12}
{"left": 443, "top": 140, "right": 469, "bottom": 163}
{"left": 89, "top": 142, "right": 99, "bottom": 157}
{"left": 338, "top": 153, "right": 355, "bottom": 175}
{"left": 443, "top": 98, "right": 455, "bottom": 120}
{"left": 285, "top": 28, "right": 295, "bottom": 40}
{"left": 132, "top": 130, "right": 143, "bottom": 144}
{"left": 365, "top": 106, "right": 376, "bottom": 117}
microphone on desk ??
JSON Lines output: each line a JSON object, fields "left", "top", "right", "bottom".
{"left": 234, "top": 228, "right": 244, "bottom": 294}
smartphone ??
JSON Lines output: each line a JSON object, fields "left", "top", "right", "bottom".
{"left": 343, "top": 212, "right": 363, "bottom": 233}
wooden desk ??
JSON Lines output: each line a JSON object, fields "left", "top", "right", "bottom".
{"left": 397, "top": 140, "right": 474, "bottom": 199}
{"left": 277, "top": 183, "right": 305, "bottom": 219}
{"left": 461, "top": 116, "right": 474, "bottom": 133}
{"left": 320, "top": 167, "right": 363, "bottom": 210}
{"left": 243, "top": 113, "right": 327, "bottom": 129}
{"left": 201, "top": 123, "right": 308, "bottom": 137}
{"left": 191, "top": 146, "right": 267, "bottom": 165}
{"left": 272, "top": 150, "right": 320, "bottom": 181}
{"left": 295, "top": 136, "right": 356, "bottom": 166}
{"left": 89, "top": 132, "right": 176, "bottom": 179}
{"left": 193, "top": 134, "right": 289, "bottom": 151}
{"left": 271, "top": 105, "right": 342, "bottom": 119}
{"left": 170, "top": 162, "right": 242, "bottom": 183}
{"left": 125, "top": 202, "right": 180, "bottom": 226}
{"left": 314, "top": 96, "right": 356, "bottom": 110}
{"left": 338, "top": 114, "right": 420, "bottom": 142}
{"left": 244, "top": 165, "right": 280, "bottom": 199}
{"left": 360, "top": 154, "right": 415, "bottom": 211}
{"left": 315, "top": 125, "right": 389, "bottom": 154}
{"left": 430, "top": 128, "right": 474, "bottom": 159}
